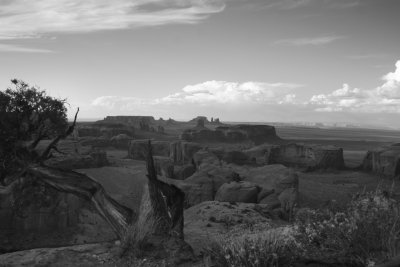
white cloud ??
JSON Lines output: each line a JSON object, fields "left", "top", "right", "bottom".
{"left": 0, "top": 43, "right": 53, "bottom": 53}
{"left": 0, "top": 0, "right": 225, "bottom": 40}
{"left": 157, "top": 81, "right": 303, "bottom": 105}
{"left": 92, "top": 80, "right": 303, "bottom": 110}
{"left": 274, "top": 35, "right": 345, "bottom": 46}
{"left": 260, "top": 0, "right": 359, "bottom": 10}
{"left": 309, "top": 60, "right": 400, "bottom": 113}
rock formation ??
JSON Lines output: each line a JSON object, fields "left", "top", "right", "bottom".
{"left": 169, "top": 141, "right": 203, "bottom": 164}
{"left": 181, "top": 124, "right": 281, "bottom": 144}
{"left": 128, "top": 140, "right": 170, "bottom": 160}
{"left": 110, "top": 133, "right": 133, "bottom": 149}
{"left": 214, "top": 181, "right": 260, "bottom": 203}
{"left": 267, "top": 143, "right": 345, "bottom": 170}
{"left": 362, "top": 144, "right": 400, "bottom": 177}
{"left": 103, "top": 116, "right": 155, "bottom": 125}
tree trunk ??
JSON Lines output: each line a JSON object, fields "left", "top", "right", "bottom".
{"left": 145, "top": 140, "right": 185, "bottom": 238}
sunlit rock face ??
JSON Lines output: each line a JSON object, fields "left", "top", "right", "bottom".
{"left": 362, "top": 144, "right": 400, "bottom": 177}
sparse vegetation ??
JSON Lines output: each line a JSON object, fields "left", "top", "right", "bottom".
{"left": 205, "top": 189, "right": 400, "bottom": 267}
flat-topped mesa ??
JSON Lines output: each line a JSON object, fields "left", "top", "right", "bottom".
{"left": 180, "top": 124, "right": 281, "bottom": 144}
{"left": 103, "top": 116, "right": 155, "bottom": 125}
{"left": 362, "top": 144, "right": 400, "bottom": 178}
{"left": 268, "top": 143, "right": 344, "bottom": 170}
{"left": 217, "top": 124, "right": 281, "bottom": 145}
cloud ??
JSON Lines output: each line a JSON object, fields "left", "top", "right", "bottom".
{"left": 256, "top": 0, "right": 360, "bottom": 10}
{"left": 157, "top": 81, "right": 303, "bottom": 105}
{"left": 347, "top": 53, "right": 387, "bottom": 60}
{"left": 91, "top": 80, "right": 303, "bottom": 112}
{"left": 274, "top": 35, "right": 345, "bottom": 46}
{"left": 0, "top": 0, "right": 225, "bottom": 40}
{"left": 0, "top": 43, "right": 53, "bottom": 53}
{"left": 309, "top": 60, "right": 400, "bottom": 113}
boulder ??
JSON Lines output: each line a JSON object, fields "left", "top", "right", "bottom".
{"left": 128, "top": 140, "right": 170, "bottom": 160}
{"left": 257, "top": 188, "right": 275, "bottom": 203}
{"left": 169, "top": 141, "right": 202, "bottom": 164}
{"left": 258, "top": 193, "right": 281, "bottom": 209}
{"left": 362, "top": 144, "right": 400, "bottom": 178}
{"left": 268, "top": 143, "right": 345, "bottom": 170}
{"left": 215, "top": 181, "right": 260, "bottom": 203}
{"left": 165, "top": 164, "right": 238, "bottom": 207}
{"left": 230, "top": 164, "right": 289, "bottom": 190}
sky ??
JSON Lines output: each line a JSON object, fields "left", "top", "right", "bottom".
{"left": 0, "top": 0, "right": 400, "bottom": 128}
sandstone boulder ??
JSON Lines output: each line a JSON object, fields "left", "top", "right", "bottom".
{"left": 258, "top": 193, "right": 281, "bottom": 209}
{"left": 215, "top": 181, "right": 260, "bottom": 203}
{"left": 165, "top": 164, "right": 238, "bottom": 207}
{"left": 257, "top": 187, "right": 275, "bottom": 202}
{"left": 230, "top": 164, "right": 289, "bottom": 190}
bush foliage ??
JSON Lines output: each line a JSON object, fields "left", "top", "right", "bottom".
{"left": 206, "top": 189, "right": 400, "bottom": 267}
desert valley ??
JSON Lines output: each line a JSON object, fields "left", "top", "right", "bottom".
{"left": 2, "top": 112, "right": 400, "bottom": 266}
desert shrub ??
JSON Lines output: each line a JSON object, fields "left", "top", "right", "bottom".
{"left": 205, "top": 224, "right": 299, "bottom": 267}
{"left": 295, "top": 189, "right": 400, "bottom": 265}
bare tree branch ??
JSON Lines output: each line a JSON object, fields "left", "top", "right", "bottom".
{"left": 40, "top": 108, "right": 79, "bottom": 161}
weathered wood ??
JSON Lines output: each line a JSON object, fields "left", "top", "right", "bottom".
{"left": 146, "top": 140, "right": 185, "bottom": 238}
{"left": 27, "top": 164, "right": 134, "bottom": 238}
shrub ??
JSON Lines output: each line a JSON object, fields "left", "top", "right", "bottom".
{"left": 205, "top": 224, "right": 299, "bottom": 267}
{"left": 295, "top": 189, "right": 400, "bottom": 265}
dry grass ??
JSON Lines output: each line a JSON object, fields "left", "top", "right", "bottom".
{"left": 121, "top": 185, "right": 162, "bottom": 256}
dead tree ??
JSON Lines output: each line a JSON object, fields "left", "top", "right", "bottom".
{"left": 146, "top": 140, "right": 185, "bottom": 239}
{"left": 1, "top": 108, "right": 134, "bottom": 239}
